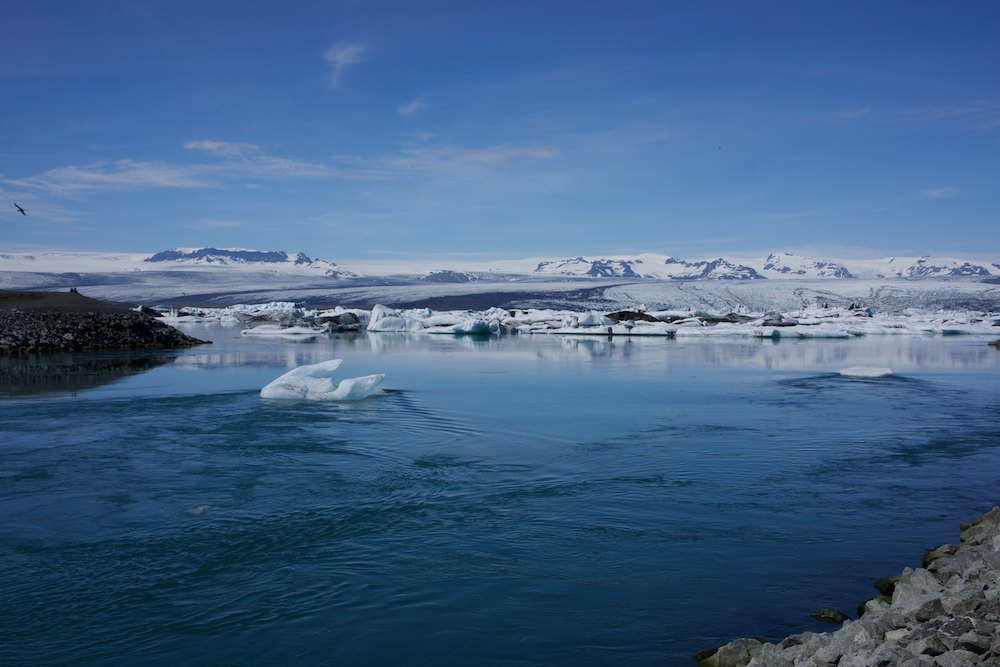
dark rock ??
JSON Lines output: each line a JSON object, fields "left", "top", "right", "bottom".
{"left": 956, "top": 630, "right": 990, "bottom": 655}
{"left": 605, "top": 310, "right": 660, "bottom": 323}
{"left": 908, "top": 634, "right": 949, "bottom": 656}
{"left": 697, "top": 637, "right": 763, "bottom": 666}
{"left": 857, "top": 594, "right": 894, "bottom": 617}
{"left": 761, "top": 311, "right": 799, "bottom": 327}
{"left": 810, "top": 608, "right": 852, "bottom": 625}
{"left": 923, "top": 544, "right": 958, "bottom": 568}
{"left": 875, "top": 575, "right": 901, "bottom": 596}
{"left": 317, "top": 312, "right": 362, "bottom": 331}
{"left": 933, "top": 649, "right": 982, "bottom": 666}
{"left": 703, "top": 312, "right": 756, "bottom": 324}
{"left": 913, "top": 598, "right": 946, "bottom": 622}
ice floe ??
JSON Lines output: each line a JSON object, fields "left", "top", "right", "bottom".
{"left": 838, "top": 366, "right": 895, "bottom": 378}
{"left": 260, "top": 359, "right": 385, "bottom": 401}
{"left": 241, "top": 324, "right": 328, "bottom": 338}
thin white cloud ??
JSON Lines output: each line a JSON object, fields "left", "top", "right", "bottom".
{"left": 904, "top": 100, "right": 1000, "bottom": 129}
{"left": 831, "top": 107, "right": 873, "bottom": 123}
{"left": 323, "top": 41, "right": 365, "bottom": 88}
{"left": 397, "top": 96, "right": 426, "bottom": 116}
{"left": 184, "top": 140, "right": 260, "bottom": 157}
{"left": 7, "top": 143, "right": 344, "bottom": 195}
{"left": 921, "top": 187, "right": 958, "bottom": 199}
{"left": 380, "top": 144, "right": 557, "bottom": 172}
{"left": 6, "top": 139, "right": 556, "bottom": 197}
{"left": 7, "top": 159, "right": 214, "bottom": 194}
{"left": 184, "top": 140, "right": 340, "bottom": 178}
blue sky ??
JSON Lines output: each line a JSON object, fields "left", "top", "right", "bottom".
{"left": 2, "top": 1, "right": 998, "bottom": 261}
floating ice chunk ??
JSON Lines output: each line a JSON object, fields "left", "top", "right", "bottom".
{"left": 838, "top": 366, "right": 894, "bottom": 378}
{"left": 367, "top": 316, "right": 425, "bottom": 332}
{"left": 453, "top": 318, "right": 496, "bottom": 334}
{"left": 241, "top": 324, "right": 326, "bottom": 337}
{"left": 261, "top": 359, "right": 385, "bottom": 401}
{"left": 574, "top": 311, "right": 614, "bottom": 327}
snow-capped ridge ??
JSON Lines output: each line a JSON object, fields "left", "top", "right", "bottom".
{"left": 2, "top": 246, "right": 997, "bottom": 283}
{"left": 762, "top": 252, "right": 854, "bottom": 278}
{"left": 535, "top": 257, "right": 640, "bottom": 278}
{"left": 535, "top": 254, "right": 763, "bottom": 280}
{"left": 143, "top": 247, "right": 355, "bottom": 278}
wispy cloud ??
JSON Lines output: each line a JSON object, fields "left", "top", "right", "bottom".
{"left": 904, "top": 99, "right": 1000, "bottom": 129}
{"left": 921, "top": 187, "right": 958, "bottom": 199}
{"left": 323, "top": 41, "right": 365, "bottom": 88}
{"left": 382, "top": 144, "right": 557, "bottom": 171}
{"left": 830, "top": 107, "right": 873, "bottom": 123}
{"left": 397, "top": 96, "right": 426, "bottom": 116}
{"left": 5, "top": 136, "right": 560, "bottom": 201}
{"left": 6, "top": 159, "right": 214, "bottom": 195}
{"left": 6, "top": 142, "right": 345, "bottom": 195}
{"left": 184, "top": 140, "right": 259, "bottom": 157}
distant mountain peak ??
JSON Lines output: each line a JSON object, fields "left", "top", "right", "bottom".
{"left": 762, "top": 251, "right": 854, "bottom": 278}
{"left": 143, "top": 247, "right": 355, "bottom": 278}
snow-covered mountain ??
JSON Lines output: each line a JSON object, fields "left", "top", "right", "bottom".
{"left": 533, "top": 254, "right": 764, "bottom": 280}
{"left": 535, "top": 257, "right": 641, "bottom": 278}
{"left": 1, "top": 246, "right": 997, "bottom": 283}
{"left": 530, "top": 252, "right": 997, "bottom": 281}
{"left": 761, "top": 252, "right": 854, "bottom": 279}
{"left": 143, "top": 247, "right": 354, "bottom": 278}
{"left": 898, "top": 257, "right": 992, "bottom": 278}
{"left": 419, "top": 270, "right": 480, "bottom": 283}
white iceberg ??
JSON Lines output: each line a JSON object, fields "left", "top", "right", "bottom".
{"left": 261, "top": 359, "right": 385, "bottom": 401}
{"left": 241, "top": 324, "right": 327, "bottom": 337}
{"left": 838, "top": 366, "right": 894, "bottom": 378}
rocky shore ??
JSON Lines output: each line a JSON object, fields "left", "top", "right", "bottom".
{"left": 0, "top": 290, "right": 207, "bottom": 354}
{"left": 699, "top": 507, "right": 1000, "bottom": 666}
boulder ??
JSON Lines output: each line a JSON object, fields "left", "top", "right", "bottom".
{"left": 697, "top": 638, "right": 764, "bottom": 667}
{"left": 810, "top": 608, "right": 851, "bottom": 625}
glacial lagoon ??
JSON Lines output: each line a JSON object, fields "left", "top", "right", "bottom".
{"left": 2, "top": 327, "right": 999, "bottom": 665}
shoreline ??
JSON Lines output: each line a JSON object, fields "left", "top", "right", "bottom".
{"left": 0, "top": 290, "right": 208, "bottom": 354}
{"left": 699, "top": 507, "right": 1000, "bottom": 666}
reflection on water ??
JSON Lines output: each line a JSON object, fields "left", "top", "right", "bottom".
{"left": 174, "top": 323, "right": 1000, "bottom": 373}
{"left": 0, "top": 352, "right": 174, "bottom": 397}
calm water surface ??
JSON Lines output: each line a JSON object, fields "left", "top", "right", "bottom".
{"left": 2, "top": 326, "right": 999, "bottom": 666}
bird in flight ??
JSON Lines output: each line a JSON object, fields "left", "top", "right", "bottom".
{"left": 14, "top": 202, "right": 27, "bottom": 215}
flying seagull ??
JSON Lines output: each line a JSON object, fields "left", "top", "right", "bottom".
{"left": 14, "top": 202, "right": 26, "bottom": 215}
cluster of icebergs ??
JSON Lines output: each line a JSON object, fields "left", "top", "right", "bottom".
{"left": 159, "top": 302, "right": 999, "bottom": 340}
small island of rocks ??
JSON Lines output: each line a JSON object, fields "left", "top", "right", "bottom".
{"left": 0, "top": 290, "right": 208, "bottom": 354}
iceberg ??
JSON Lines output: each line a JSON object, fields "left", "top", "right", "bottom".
{"left": 838, "top": 366, "right": 894, "bottom": 378}
{"left": 241, "top": 324, "right": 327, "bottom": 337}
{"left": 260, "top": 359, "right": 385, "bottom": 401}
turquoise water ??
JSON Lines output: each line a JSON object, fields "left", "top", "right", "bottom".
{"left": 2, "top": 327, "right": 999, "bottom": 666}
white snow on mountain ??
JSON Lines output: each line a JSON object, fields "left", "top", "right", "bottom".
{"left": 761, "top": 252, "right": 854, "bottom": 278}
{"left": 1, "top": 246, "right": 997, "bottom": 282}
{"left": 143, "top": 247, "right": 355, "bottom": 278}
